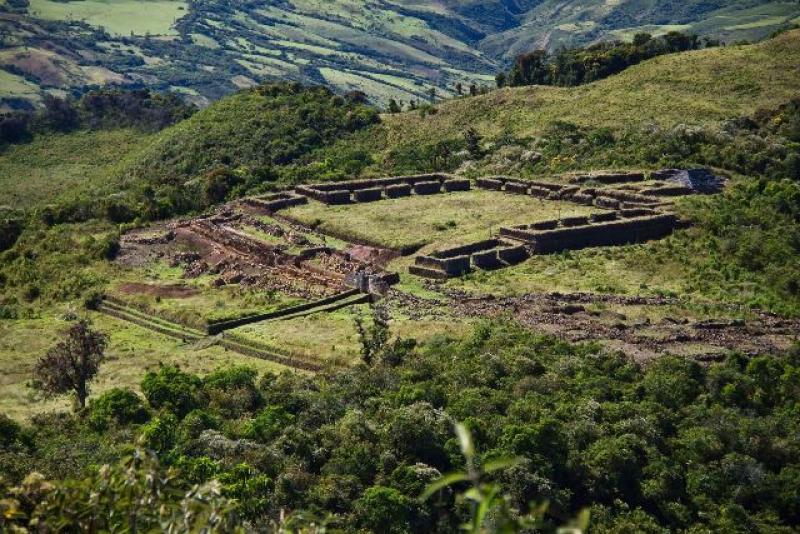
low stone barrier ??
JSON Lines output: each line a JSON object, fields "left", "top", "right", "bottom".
{"left": 477, "top": 177, "right": 503, "bottom": 190}
{"left": 414, "top": 181, "right": 442, "bottom": 195}
{"left": 597, "top": 189, "right": 659, "bottom": 204}
{"left": 595, "top": 196, "right": 621, "bottom": 210}
{"left": 640, "top": 185, "right": 694, "bottom": 196}
{"left": 529, "top": 186, "right": 551, "bottom": 198}
{"left": 505, "top": 182, "right": 530, "bottom": 195}
{"left": 354, "top": 188, "right": 383, "bottom": 202}
{"left": 431, "top": 239, "right": 499, "bottom": 259}
{"left": 574, "top": 172, "right": 646, "bottom": 184}
{"left": 242, "top": 193, "right": 308, "bottom": 213}
{"left": 443, "top": 179, "right": 471, "bottom": 192}
{"left": 560, "top": 216, "right": 589, "bottom": 227}
{"left": 533, "top": 220, "right": 559, "bottom": 230}
{"left": 590, "top": 212, "right": 618, "bottom": 223}
{"left": 408, "top": 265, "right": 449, "bottom": 280}
{"left": 472, "top": 249, "right": 501, "bottom": 269}
{"left": 386, "top": 184, "right": 412, "bottom": 198}
{"left": 620, "top": 208, "right": 657, "bottom": 218}
{"left": 498, "top": 245, "right": 529, "bottom": 264}
{"left": 500, "top": 214, "right": 678, "bottom": 253}
{"left": 206, "top": 289, "right": 361, "bottom": 335}
{"left": 324, "top": 190, "right": 352, "bottom": 205}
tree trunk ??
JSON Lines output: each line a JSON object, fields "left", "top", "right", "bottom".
{"left": 76, "top": 381, "right": 87, "bottom": 411}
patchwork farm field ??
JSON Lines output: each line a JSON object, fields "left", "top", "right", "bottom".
{"left": 27, "top": 0, "right": 187, "bottom": 36}
{"left": 284, "top": 190, "right": 604, "bottom": 252}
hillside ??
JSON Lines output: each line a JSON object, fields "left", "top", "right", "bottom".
{"left": 1, "top": 22, "right": 800, "bottom": 534}
{"left": 127, "top": 30, "right": 800, "bottom": 183}
{"left": 1, "top": 0, "right": 798, "bottom": 108}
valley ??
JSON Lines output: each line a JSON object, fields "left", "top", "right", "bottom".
{"left": 0, "top": 26, "right": 799, "bottom": 534}
{"left": 2, "top": 0, "right": 799, "bottom": 108}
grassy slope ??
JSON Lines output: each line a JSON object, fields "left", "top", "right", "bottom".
{"left": 0, "top": 312, "right": 290, "bottom": 420}
{"left": 373, "top": 30, "right": 800, "bottom": 150}
{"left": 0, "top": 129, "right": 152, "bottom": 210}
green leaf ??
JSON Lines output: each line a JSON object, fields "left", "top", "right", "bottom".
{"left": 420, "top": 472, "right": 470, "bottom": 500}
{"left": 482, "top": 456, "right": 524, "bottom": 474}
{"left": 454, "top": 422, "right": 474, "bottom": 459}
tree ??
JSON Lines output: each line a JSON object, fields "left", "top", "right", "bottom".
{"left": 34, "top": 320, "right": 107, "bottom": 411}
{"left": 354, "top": 302, "right": 390, "bottom": 366}
{"left": 469, "top": 83, "right": 478, "bottom": 97}
{"left": 495, "top": 72, "right": 507, "bottom": 88}
{"left": 464, "top": 127, "right": 482, "bottom": 159}
{"left": 388, "top": 98, "right": 401, "bottom": 113}
{"left": 455, "top": 82, "right": 463, "bottom": 95}
{"left": 427, "top": 87, "right": 437, "bottom": 103}
{"left": 39, "top": 95, "right": 78, "bottom": 132}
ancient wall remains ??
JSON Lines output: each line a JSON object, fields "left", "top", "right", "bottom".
{"left": 499, "top": 214, "right": 678, "bottom": 254}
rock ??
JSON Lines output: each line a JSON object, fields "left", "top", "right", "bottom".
{"left": 521, "top": 150, "right": 542, "bottom": 164}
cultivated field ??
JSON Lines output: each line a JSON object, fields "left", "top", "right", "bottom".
{"left": 28, "top": 0, "right": 187, "bottom": 36}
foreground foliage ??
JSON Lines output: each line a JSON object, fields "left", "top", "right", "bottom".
{"left": 2, "top": 322, "right": 798, "bottom": 532}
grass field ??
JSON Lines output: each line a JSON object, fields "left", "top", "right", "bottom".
{"left": 28, "top": 0, "right": 187, "bottom": 36}
{"left": 284, "top": 190, "right": 602, "bottom": 251}
{"left": 0, "top": 69, "right": 41, "bottom": 100}
{"left": 231, "top": 303, "right": 473, "bottom": 366}
{"left": 0, "top": 129, "right": 151, "bottom": 209}
{"left": 0, "top": 312, "right": 291, "bottom": 421}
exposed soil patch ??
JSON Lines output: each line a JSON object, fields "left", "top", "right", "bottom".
{"left": 388, "top": 289, "right": 800, "bottom": 365}
{"left": 118, "top": 283, "right": 199, "bottom": 298}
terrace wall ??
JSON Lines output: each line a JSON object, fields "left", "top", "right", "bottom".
{"left": 500, "top": 214, "right": 678, "bottom": 253}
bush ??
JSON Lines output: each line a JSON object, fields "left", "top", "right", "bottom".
{"left": 354, "top": 486, "right": 416, "bottom": 534}
{"left": 140, "top": 413, "right": 179, "bottom": 454}
{"left": 203, "top": 366, "right": 262, "bottom": 418}
{"left": 0, "top": 414, "right": 21, "bottom": 447}
{"left": 245, "top": 406, "right": 294, "bottom": 443}
{"left": 140, "top": 365, "right": 203, "bottom": 418}
{"left": 88, "top": 388, "right": 149, "bottom": 430}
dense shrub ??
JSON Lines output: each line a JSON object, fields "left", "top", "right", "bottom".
{"left": 140, "top": 365, "right": 203, "bottom": 418}
{"left": 0, "top": 414, "right": 21, "bottom": 447}
{"left": 88, "top": 388, "right": 149, "bottom": 430}
{"left": 501, "top": 32, "right": 713, "bottom": 88}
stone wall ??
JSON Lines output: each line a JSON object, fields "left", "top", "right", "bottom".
{"left": 386, "top": 184, "right": 412, "bottom": 198}
{"left": 499, "top": 214, "right": 678, "bottom": 253}
{"left": 414, "top": 181, "right": 441, "bottom": 195}
{"left": 295, "top": 174, "right": 462, "bottom": 204}
{"left": 354, "top": 187, "right": 383, "bottom": 202}
{"left": 443, "top": 179, "right": 471, "bottom": 192}
{"left": 431, "top": 239, "right": 500, "bottom": 259}
{"left": 242, "top": 192, "right": 308, "bottom": 213}
{"left": 410, "top": 239, "right": 530, "bottom": 279}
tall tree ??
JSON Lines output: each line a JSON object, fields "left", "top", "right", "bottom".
{"left": 34, "top": 320, "right": 108, "bottom": 411}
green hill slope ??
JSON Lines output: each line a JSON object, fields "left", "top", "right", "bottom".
{"left": 374, "top": 29, "right": 800, "bottom": 151}
{"left": 2, "top": 0, "right": 798, "bottom": 108}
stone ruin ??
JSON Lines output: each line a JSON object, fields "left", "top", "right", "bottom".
{"left": 409, "top": 239, "right": 529, "bottom": 280}
{"left": 295, "top": 173, "right": 471, "bottom": 205}
{"left": 499, "top": 210, "right": 679, "bottom": 254}
{"left": 240, "top": 192, "right": 308, "bottom": 213}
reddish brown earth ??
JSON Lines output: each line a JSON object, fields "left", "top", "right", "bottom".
{"left": 118, "top": 283, "right": 199, "bottom": 298}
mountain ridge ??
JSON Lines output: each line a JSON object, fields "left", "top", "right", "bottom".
{"left": 1, "top": 0, "right": 799, "bottom": 108}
